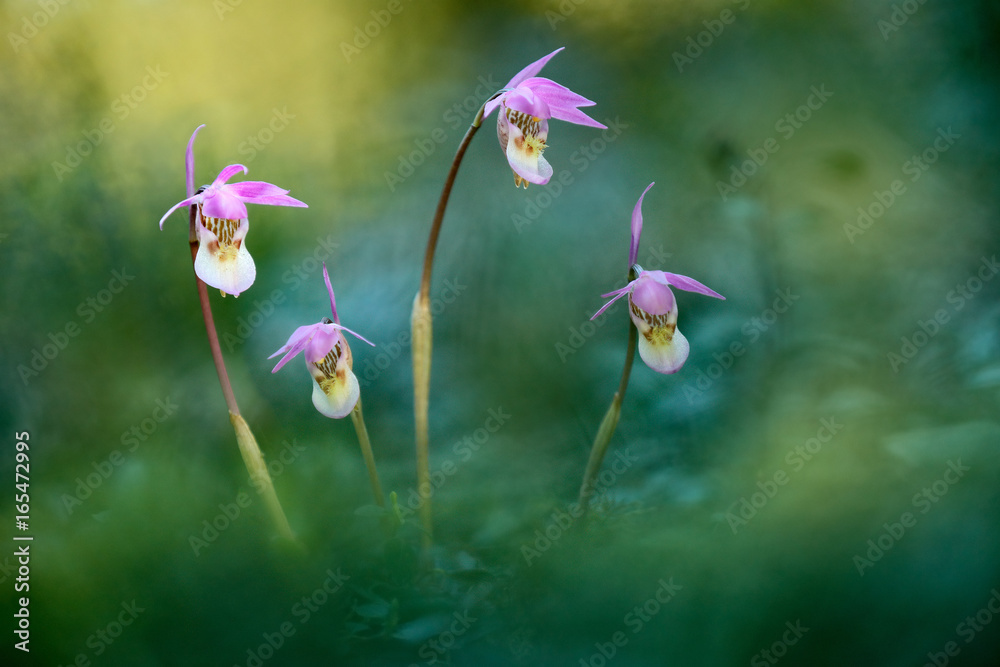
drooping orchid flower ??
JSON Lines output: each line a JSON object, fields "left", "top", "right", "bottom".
{"left": 483, "top": 47, "right": 606, "bottom": 188}
{"left": 592, "top": 183, "right": 725, "bottom": 374}
{"left": 158, "top": 125, "right": 307, "bottom": 297}
{"left": 269, "top": 264, "right": 375, "bottom": 419}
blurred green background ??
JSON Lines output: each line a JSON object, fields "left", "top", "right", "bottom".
{"left": 2, "top": 0, "right": 999, "bottom": 664}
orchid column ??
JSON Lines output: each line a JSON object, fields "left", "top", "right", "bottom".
{"left": 160, "top": 125, "right": 307, "bottom": 542}
{"left": 412, "top": 48, "right": 606, "bottom": 548}
{"left": 579, "top": 183, "right": 725, "bottom": 513}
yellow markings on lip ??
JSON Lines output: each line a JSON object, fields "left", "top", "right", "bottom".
{"left": 630, "top": 300, "right": 676, "bottom": 344}
{"left": 201, "top": 211, "right": 242, "bottom": 261}
{"left": 505, "top": 108, "right": 548, "bottom": 189}
{"left": 505, "top": 108, "right": 543, "bottom": 142}
{"left": 314, "top": 342, "right": 346, "bottom": 395}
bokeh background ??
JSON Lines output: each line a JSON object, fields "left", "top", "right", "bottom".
{"left": 2, "top": 0, "right": 999, "bottom": 664}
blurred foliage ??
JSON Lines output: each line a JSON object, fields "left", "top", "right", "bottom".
{"left": 1, "top": 0, "right": 999, "bottom": 665}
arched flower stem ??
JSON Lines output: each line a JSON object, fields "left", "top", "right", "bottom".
{"left": 411, "top": 99, "right": 493, "bottom": 553}
{"left": 188, "top": 204, "right": 295, "bottom": 543}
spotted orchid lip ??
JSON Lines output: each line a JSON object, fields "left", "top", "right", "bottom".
{"left": 193, "top": 210, "right": 255, "bottom": 297}
{"left": 268, "top": 264, "right": 374, "bottom": 419}
{"left": 590, "top": 183, "right": 725, "bottom": 374}
{"left": 499, "top": 108, "right": 552, "bottom": 188}
{"left": 483, "top": 48, "right": 606, "bottom": 188}
{"left": 159, "top": 124, "right": 308, "bottom": 296}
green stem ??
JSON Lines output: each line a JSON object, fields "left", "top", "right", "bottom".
{"left": 188, "top": 205, "right": 295, "bottom": 542}
{"left": 350, "top": 399, "right": 385, "bottom": 508}
{"left": 412, "top": 101, "right": 490, "bottom": 552}
{"left": 577, "top": 268, "right": 639, "bottom": 514}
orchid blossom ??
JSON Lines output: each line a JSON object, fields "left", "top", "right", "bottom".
{"left": 269, "top": 265, "right": 375, "bottom": 419}
{"left": 592, "top": 183, "right": 725, "bottom": 374}
{"left": 483, "top": 47, "right": 606, "bottom": 188}
{"left": 159, "top": 125, "right": 307, "bottom": 297}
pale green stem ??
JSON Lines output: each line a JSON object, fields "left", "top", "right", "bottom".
{"left": 189, "top": 205, "right": 295, "bottom": 543}
{"left": 350, "top": 399, "right": 385, "bottom": 508}
{"left": 578, "top": 267, "right": 639, "bottom": 515}
{"left": 412, "top": 100, "right": 491, "bottom": 552}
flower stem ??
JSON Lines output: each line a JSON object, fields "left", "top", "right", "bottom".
{"left": 350, "top": 399, "right": 385, "bottom": 508}
{"left": 412, "top": 102, "right": 491, "bottom": 552}
{"left": 577, "top": 268, "right": 639, "bottom": 515}
{"left": 188, "top": 205, "right": 295, "bottom": 543}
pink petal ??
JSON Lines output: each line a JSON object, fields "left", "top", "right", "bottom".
{"left": 336, "top": 323, "right": 376, "bottom": 348}
{"left": 185, "top": 124, "right": 205, "bottom": 198}
{"left": 631, "top": 275, "right": 676, "bottom": 315}
{"left": 226, "top": 180, "right": 308, "bottom": 208}
{"left": 506, "top": 47, "right": 564, "bottom": 89}
{"left": 201, "top": 188, "right": 249, "bottom": 220}
{"left": 226, "top": 181, "right": 290, "bottom": 197}
{"left": 269, "top": 324, "right": 320, "bottom": 372}
{"left": 323, "top": 263, "right": 339, "bottom": 324}
{"left": 520, "top": 78, "right": 606, "bottom": 128}
{"left": 651, "top": 271, "right": 725, "bottom": 300}
{"left": 591, "top": 284, "right": 633, "bottom": 320}
{"left": 504, "top": 89, "right": 552, "bottom": 120}
{"left": 305, "top": 325, "right": 341, "bottom": 364}
{"left": 484, "top": 91, "right": 508, "bottom": 120}
{"left": 158, "top": 194, "right": 200, "bottom": 229}
{"left": 213, "top": 164, "right": 248, "bottom": 187}
{"left": 484, "top": 48, "right": 565, "bottom": 119}
{"left": 630, "top": 182, "right": 654, "bottom": 266}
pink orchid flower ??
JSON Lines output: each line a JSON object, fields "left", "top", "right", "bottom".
{"left": 592, "top": 183, "right": 725, "bottom": 374}
{"left": 158, "top": 124, "right": 307, "bottom": 297}
{"left": 483, "top": 47, "right": 606, "bottom": 188}
{"left": 269, "top": 264, "right": 374, "bottom": 419}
